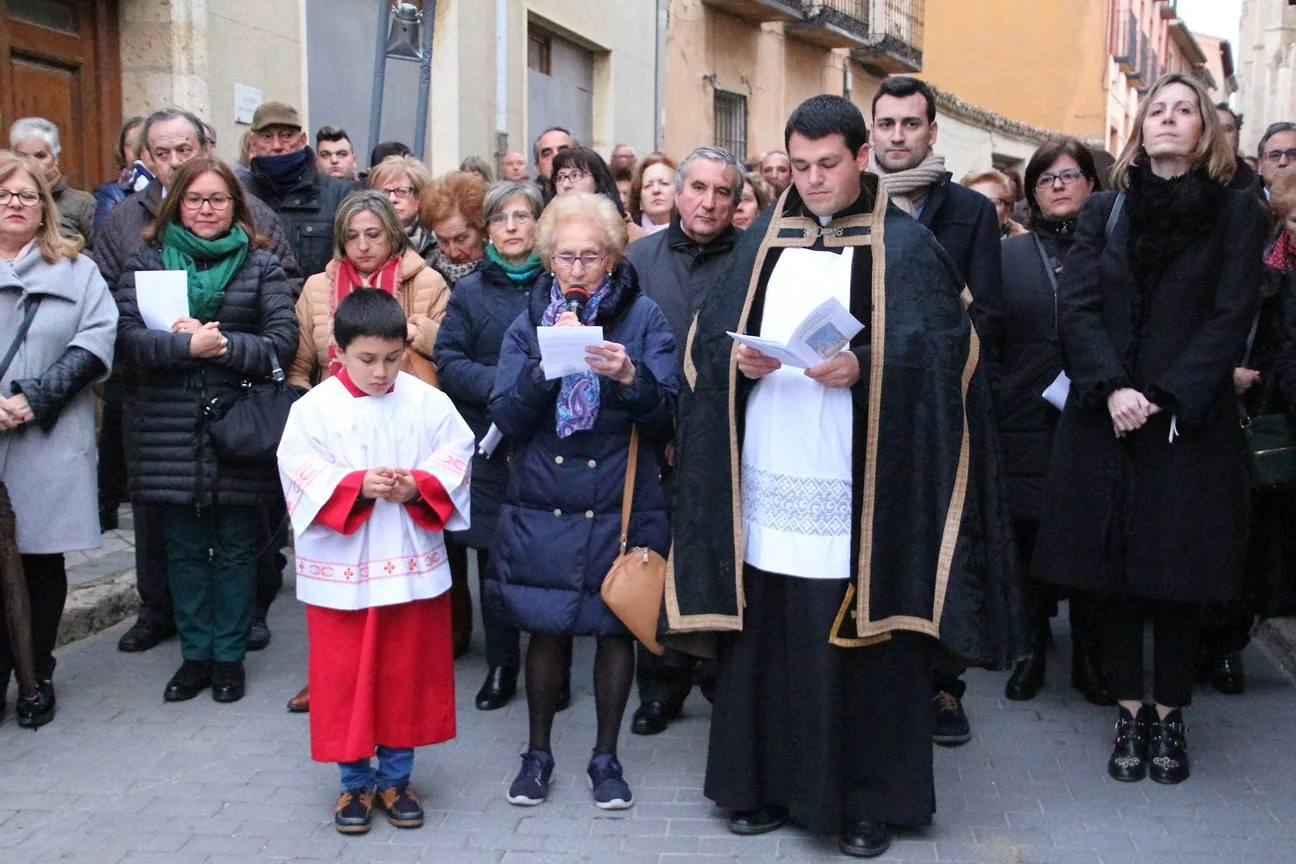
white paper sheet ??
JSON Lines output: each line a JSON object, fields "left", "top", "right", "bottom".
{"left": 727, "top": 295, "right": 865, "bottom": 369}
{"left": 537, "top": 325, "right": 605, "bottom": 380}
{"left": 135, "top": 270, "right": 190, "bottom": 332}
{"left": 1042, "top": 370, "right": 1070, "bottom": 411}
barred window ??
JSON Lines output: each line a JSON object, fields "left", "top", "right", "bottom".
{"left": 714, "top": 90, "right": 748, "bottom": 161}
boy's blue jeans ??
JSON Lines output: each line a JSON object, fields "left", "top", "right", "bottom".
{"left": 339, "top": 746, "right": 414, "bottom": 792}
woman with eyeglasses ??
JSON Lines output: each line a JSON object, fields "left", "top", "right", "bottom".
{"left": 368, "top": 155, "right": 435, "bottom": 258}
{"left": 992, "top": 138, "right": 1109, "bottom": 706}
{"left": 1034, "top": 74, "right": 1267, "bottom": 784}
{"left": 117, "top": 156, "right": 297, "bottom": 705}
{"left": 961, "top": 169, "right": 1028, "bottom": 238}
{"left": 629, "top": 153, "right": 677, "bottom": 237}
{"left": 490, "top": 192, "right": 678, "bottom": 811}
{"left": 434, "top": 181, "right": 547, "bottom": 711}
{"left": 0, "top": 154, "right": 117, "bottom": 728}
{"left": 550, "top": 147, "right": 645, "bottom": 242}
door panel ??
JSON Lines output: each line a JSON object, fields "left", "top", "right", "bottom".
{"left": 8, "top": 56, "right": 83, "bottom": 182}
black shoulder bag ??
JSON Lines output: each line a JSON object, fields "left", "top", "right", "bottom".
{"left": 1238, "top": 315, "right": 1296, "bottom": 492}
{"left": 205, "top": 337, "right": 303, "bottom": 464}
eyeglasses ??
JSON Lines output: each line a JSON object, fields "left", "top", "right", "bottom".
{"left": 487, "top": 210, "right": 535, "bottom": 226}
{"left": 382, "top": 186, "right": 416, "bottom": 199}
{"left": 1035, "top": 169, "right": 1084, "bottom": 189}
{"left": 1264, "top": 148, "right": 1296, "bottom": 163}
{"left": 0, "top": 188, "right": 40, "bottom": 207}
{"left": 552, "top": 252, "right": 605, "bottom": 269}
{"left": 554, "top": 170, "right": 586, "bottom": 186}
{"left": 181, "top": 193, "right": 233, "bottom": 210}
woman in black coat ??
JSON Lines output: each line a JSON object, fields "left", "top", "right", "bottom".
{"left": 117, "top": 157, "right": 297, "bottom": 705}
{"left": 1034, "top": 74, "right": 1267, "bottom": 785}
{"left": 995, "top": 138, "right": 1109, "bottom": 704}
{"left": 434, "top": 179, "right": 545, "bottom": 711}
{"left": 489, "top": 193, "right": 678, "bottom": 811}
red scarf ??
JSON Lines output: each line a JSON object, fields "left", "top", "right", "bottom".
{"left": 1266, "top": 230, "right": 1296, "bottom": 272}
{"left": 326, "top": 255, "right": 403, "bottom": 378}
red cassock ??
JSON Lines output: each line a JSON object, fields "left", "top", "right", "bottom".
{"left": 305, "top": 469, "right": 457, "bottom": 763}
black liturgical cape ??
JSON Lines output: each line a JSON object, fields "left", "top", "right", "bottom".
{"left": 666, "top": 174, "right": 1023, "bottom": 669}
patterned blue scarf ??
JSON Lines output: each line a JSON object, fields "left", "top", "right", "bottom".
{"left": 542, "top": 274, "right": 613, "bottom": 438}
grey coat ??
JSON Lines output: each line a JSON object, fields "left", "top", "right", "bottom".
{"left": 0, "top": 248, "right": 117, "bottom": 554}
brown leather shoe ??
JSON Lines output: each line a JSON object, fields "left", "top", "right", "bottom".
{"left": 286, "top": 685, "right": 309, "bottom": 713}
{"left": 334, "top": 788, "right": 374, "bottom": 834}
{"left": 377, "top": 783, "right": 424, "bottom": 828}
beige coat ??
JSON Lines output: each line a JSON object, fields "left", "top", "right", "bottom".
{"left": 289, "top": 248, "right": 449, "bottom": 389}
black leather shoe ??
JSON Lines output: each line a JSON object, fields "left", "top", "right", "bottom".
{"left": 164, "top": 660, "right": 212, "bottom": 702}
{"left": 1005, "top": 651, "right": 1046, "bottom": 701}
{"left": 1107, "top": 704, "right": 1151, "bottom": 782}
{"left": 631, "top": 700, "right": 677, "bottom": 736}
{"left": 1148, "top": 709, "right": 1190, "bottom": 784}
{"left": 1210, "top": 652, "right": 1245, "bottom": 695}
{"left": 727, "top": 804, "right": 788, "bottom": 836}
{"left": 475, "top": 666, "right": 518, "bottom": 711}
{"left": 15, "top": 679, "right": 55, "bottom": 729}
{"left": 211, "top": 661, "right": 246, "bottom": 703}
{"left": 932, "top": 690, "right": 972, "bottom": 746}
{"left": 246, "top": 619, "right": 271, "bottom": 652}
{"left": 840, "top": 820, "right": 891, "bottom": 857}
{"left": 118, "top": 618, "right": 177, "bottom": 653}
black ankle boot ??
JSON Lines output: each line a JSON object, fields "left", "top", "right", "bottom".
{"left": 15, "top": 679, "right": 55, "bottom": 729}
{"left": 475, "top": 666, "right": 518, "bottom": 711}
{"left": 1148, "top": 709, "right": 1190, "bottom": 784}
{"left": 1005, "top": 651, "right": 1046, "bottom": 700}
{"left": 1107, "top": 704, "right": 1150, "bottom": 782}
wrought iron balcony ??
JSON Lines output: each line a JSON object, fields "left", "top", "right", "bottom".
{"left": 700, "top": 0, "right": 805, "bottom": 26}
{"left": 786, "top": 1, "right": 873, "bottom": 50}
{"left": 1113, "top": 10, "right": 1138, "bottom": 73}
{"left": 1159, "top": 0, "right": 1178, "bottom": 21}
{"left": 850, "top": 0, "right": 924, "bottom": 74}
{"left": 1126, "top": 32, "right": 1149, "bottom": 86}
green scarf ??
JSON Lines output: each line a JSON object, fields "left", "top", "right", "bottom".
{"left": 161, "top": 223, "right": 249, "bottom": 321}
{"left": 486, "top": 244, "right": 542, "bottom": 284}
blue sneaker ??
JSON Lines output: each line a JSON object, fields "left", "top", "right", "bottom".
{"left": 587, "top": 752, "right": 633, "bottom": 810}
{"left": 507, "top": 750, "right": 554, "bottom": 806}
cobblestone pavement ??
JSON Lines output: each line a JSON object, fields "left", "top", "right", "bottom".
{"left": 4, "top": 568, "right": 1296, "bottom": 863}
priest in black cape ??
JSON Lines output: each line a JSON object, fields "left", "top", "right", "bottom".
{"left": 666, "top": 95, "right": 1021, "bottom": 857}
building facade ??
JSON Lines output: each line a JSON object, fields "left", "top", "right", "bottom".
{"left": 1235, "top": 0, "right": 1296, "bottom": 157}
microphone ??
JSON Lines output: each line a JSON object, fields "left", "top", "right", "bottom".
{"left": 563, "top": 287, "right": 590, "bottom": 317}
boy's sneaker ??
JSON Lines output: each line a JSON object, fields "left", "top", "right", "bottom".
{"left": 507, "top": 750, "right": 555, "bottom": 806}
{"left": 587, "top": 752, "right": 633, "bottom": 810}
{"left": 334, "top": 787, "right": 375, "bottom": 834}
{"left": 377, "top": 782, "right": 424, "bottom": 828}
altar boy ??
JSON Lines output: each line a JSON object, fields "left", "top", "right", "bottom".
{"left": 277, "top": 288, "right": 474, "bottom": 835}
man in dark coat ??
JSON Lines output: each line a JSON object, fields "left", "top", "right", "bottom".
{"left": 868, "top": 75, "right": 1004, "bottom": 746}
{"left": 624, "top": 145, "right": 743, "bottom": 736}
{"left": 667, "top": 95, "right": 1019, "bottom": 858}
{"left": 91, "top": 108, "right": 302, "bottom": 656}
{"left": 1217, "top": 103, "right": 1261, "bottom": 193}
{"left": 244, "top": 102, "right": 357, "bottom": 280}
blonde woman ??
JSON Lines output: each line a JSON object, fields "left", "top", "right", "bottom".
{"left": 369, "top": 155, "right": 435, "bottom": 257}
{"left": 1034, "top": 73, "right": 1267, "bottom": 784}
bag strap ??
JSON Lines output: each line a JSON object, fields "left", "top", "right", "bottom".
{"left": 1104, "top": 192, "right": 1125, "bottom": 241}
{"left": 0, "top": 296, "right": 43, "bottom": 383}
{"left": 265, "top": 336, "right": 286, "bottom": 384}
{"left": 618, "top": 426, "right": 640, "bottom": 555}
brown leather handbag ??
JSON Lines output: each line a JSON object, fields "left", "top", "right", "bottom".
{"left": 600, "top": 426, "right": 666, "bottom": 655}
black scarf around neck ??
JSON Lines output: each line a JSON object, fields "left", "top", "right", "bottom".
{"left": 1126, "top": 164, "right": 1225, "bottom": 285}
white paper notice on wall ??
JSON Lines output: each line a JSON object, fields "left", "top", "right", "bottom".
{"left": 234, "top": 84, "right": 263, "bottom": 125}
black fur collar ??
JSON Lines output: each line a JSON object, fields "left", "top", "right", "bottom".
{"left": 1126, "top": 164, "right": 1225, "bottom": 285}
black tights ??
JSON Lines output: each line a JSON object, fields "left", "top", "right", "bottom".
{"left": 526, "top": 634, "right": 635, "bottom": 755}
{"left": 1094, "top": 596, "right": 1202, "bottom": 708}
{"left": 0, "top": 554, "right": 68, "bottom": 687}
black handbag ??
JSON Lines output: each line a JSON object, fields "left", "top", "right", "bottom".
{"left": 205, "top": 338, "right": 303, "bottom": 463}
{"left": 1238, "top": 313, "right": 1296, "bottom": 492}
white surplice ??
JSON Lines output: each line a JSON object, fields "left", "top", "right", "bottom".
{"left": 278, "top": 371, "right": 475, "bottom": 611}
{"left": 741, "top": 246, "right": 856, "bottom": 580}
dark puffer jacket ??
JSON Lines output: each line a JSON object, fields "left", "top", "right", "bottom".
{"left": 116, "top": 246, "right": 298, "bottom": 508}
{"left": 247, "top": 149, "right": 359, "bottom": 280}
{"left": 433, "top": 259, "right": 542, "bottom": 549}
{"left": 486, "top": 264, "right": 680, "bottom": 637}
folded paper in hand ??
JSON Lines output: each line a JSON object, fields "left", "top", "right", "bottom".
{"left": 135, "top": 270, "right": 190, "bottom": 332}
{"left": 1042, "top": 371, "right": 1070, "bottom": 411}
{"left": 537, "top": 325, "right": 605, "bottom": 380}
{"left": 727, "top": 296, "right": 865, "bottom": 369}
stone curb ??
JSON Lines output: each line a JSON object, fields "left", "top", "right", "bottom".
{"left": 56, "top": 568, "right": 138, "bottom": 649}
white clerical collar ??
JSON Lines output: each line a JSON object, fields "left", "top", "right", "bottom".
{"left": 818, "top": 215, "right": 832, "bottom": 227}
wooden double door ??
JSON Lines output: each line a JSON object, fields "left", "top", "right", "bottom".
{"left": 0, "top": 0, "right": 121, "bottom": 189}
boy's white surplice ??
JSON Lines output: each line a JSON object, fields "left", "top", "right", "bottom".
{"left": 278, "top": 371, "right": 474, "bottom": 611}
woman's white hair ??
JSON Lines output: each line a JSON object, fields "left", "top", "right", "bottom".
{"left": 8, "top": 117, "right": 60, "bottom": 155}
{"left": 535, "top": 192, "right": 628, "bottom": 264}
